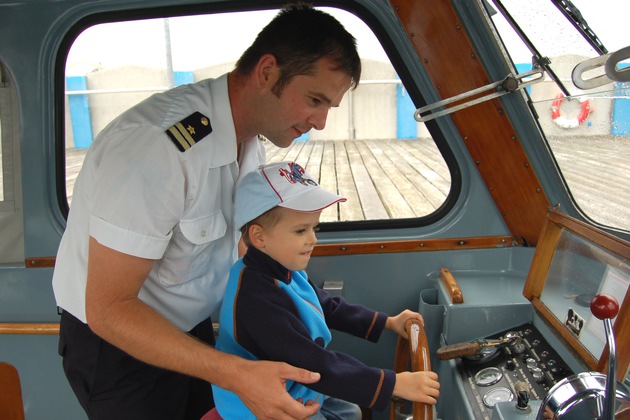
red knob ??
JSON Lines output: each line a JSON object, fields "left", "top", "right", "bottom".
{"left": 590, "top": 294, "right": 619, "bottom": 320}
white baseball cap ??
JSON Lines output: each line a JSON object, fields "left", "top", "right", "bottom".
{"left": 234, "top": 161, "right": 346, "bottom": 230}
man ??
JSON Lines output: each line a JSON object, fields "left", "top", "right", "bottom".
{"left": 52, "top": 4, "right": 361, "bottom": 419}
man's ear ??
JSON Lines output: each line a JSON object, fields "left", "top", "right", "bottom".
{"left": 248, "top": 224, "right": 266, "bottom": 248}
{"left": 254, "top": 54, "right": 279, "bottom": 89}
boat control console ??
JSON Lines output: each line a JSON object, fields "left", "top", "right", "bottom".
{"left": 454, "top": 323, "right": 574, "bottom": 419}
{"left": 418, "top": 211, "right": 630, "bottom": 420}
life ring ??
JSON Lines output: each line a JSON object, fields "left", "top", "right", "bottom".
{"left": 551, "top": 93, "right": 593, "bottom": 129}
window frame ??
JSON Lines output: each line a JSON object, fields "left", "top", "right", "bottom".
{"left": 56, "top": 1, "right": 461, "bottom": 232}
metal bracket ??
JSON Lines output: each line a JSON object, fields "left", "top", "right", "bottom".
{"left": 605, "top": 45, "right": 630, "bottom": 83}
{"left": 414, "top": 68, "right": 544, "bottom": 123}
{"left": 322, "top": 281, "right": 343, "bottom": 297}
{"left": 572, "top": 45, "right": 630, "bottom": 89}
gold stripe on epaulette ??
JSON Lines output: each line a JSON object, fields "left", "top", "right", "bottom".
{"left": 165, "top": 111, "right": 212, "bottom": 152}
{"left": 167, "top": 123, "right": 194, "bottom": 151}
{"left": 167, "top": 126, "right": 189, "bottom": 151}
{"left": 175, "top": 122, "right": 196, "bottom": 148}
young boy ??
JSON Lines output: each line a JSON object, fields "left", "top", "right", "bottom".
{"left": 212, "top": 161, "right": 440, "bottom": 419}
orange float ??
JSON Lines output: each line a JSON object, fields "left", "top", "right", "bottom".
{"left": 551, "top": 93, "right": 593, "bottom": 129}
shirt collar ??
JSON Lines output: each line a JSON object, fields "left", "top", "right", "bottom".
{"left": 204, "top": 74, "right": 238, "bottom": 168}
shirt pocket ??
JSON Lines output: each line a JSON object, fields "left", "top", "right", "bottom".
{"left": 179, "top": 212, "right": 227, "bottom": 245}
{"left": 157, "top": 210, "right": 228, "bottom": 286}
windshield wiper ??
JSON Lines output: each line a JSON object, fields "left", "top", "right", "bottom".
{"left": 551, "top": 0, "right": 607, "bottom": 54}
{"left": 490, "top": 0, "right": 570, "bottom": 96}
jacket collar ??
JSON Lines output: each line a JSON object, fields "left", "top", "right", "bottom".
{"left": 243, "top": 246, "right": 292, "bottom": 284}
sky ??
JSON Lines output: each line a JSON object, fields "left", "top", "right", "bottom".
{"left": 65, "top": 1, "right": 628, "bottom": 76}
{"left": 66, "top": 8, "right": 387, "bottom": 75}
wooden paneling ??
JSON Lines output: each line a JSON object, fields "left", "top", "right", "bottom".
{"left": 0, "top": 362, "right": 25, "bottom": 420}
{"left": 312, "top": 235, "right": 512, "bottom": 257}
{"left": 0, "top": 323, "right": 60, "bottom": 335}
{"left": 390, "top": 0, "right": 550, "bottom": 245}
{"left": 24, "top": 257, "right": 55, "bottom": 268}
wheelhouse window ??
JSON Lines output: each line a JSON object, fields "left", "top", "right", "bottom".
{"left": 484, "top": 0, "right": 629, "bottom": 231}
{"left": 63, "top": 7, "right": 451, "bottom": 225}
{"left": 0, "top": 61, "right": 25, "bottom": 264}
{"left": 0, "top": 62, "right": 7, "bottom": 204}
{"left": 0, "top": 64, "right": 10, "bottom": 205}
{"left": 0, "top": 101, "right": 3, "bottom": 202}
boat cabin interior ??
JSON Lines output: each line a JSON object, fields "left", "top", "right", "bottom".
{"left": 0, "top": 0, "right": 628, "bottom": 419}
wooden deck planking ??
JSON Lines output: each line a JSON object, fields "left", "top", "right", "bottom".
{"left": 355, "top": 140, "right": 416, "bottom": 218}
{"left": 344, "top": 141, "right": 390, "bottom": 219}
{"left": 547, "top": 137, "right": 630, "bottom": 228}
{"left": 264, "top": 139, "right": 449, "bottom": 221}
{"left": 319, "top": 141, "right": 346, "bottom": 222}
{"left": 410, "top": 140, "right": 452, "bottom": 185}
{"left": 304, "top": 140, "right": 324, "bottom": 183}
{"left": 396, "top": 140, "right": 451, "bottom": 196}
{"left": 65, "top": 148, "right": 89, "bottom": 203}
{"left": 383, "top": 140, "right": 448, "bottom": 208}
{"left": 367, "top": 140, "right": 441, "bottom": 215}
{"left": 61, "top": 137, "right": 629, "bottom": 229}
{"left": 333, "top": 141, "right": 364, "bottom": 222}
{"left": 359, "top": 140, "right": 423, "bottom": 217}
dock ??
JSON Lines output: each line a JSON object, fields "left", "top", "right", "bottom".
{"left": 64, "top": 137, "right": 629, "bottom": 229}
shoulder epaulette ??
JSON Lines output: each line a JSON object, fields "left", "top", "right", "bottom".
{"left": 165, "top": 112, "right": 213, "bottom": 152}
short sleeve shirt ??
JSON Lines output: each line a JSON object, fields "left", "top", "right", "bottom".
{"left": 52, "top": 75, "right": 266, "bottom": 330}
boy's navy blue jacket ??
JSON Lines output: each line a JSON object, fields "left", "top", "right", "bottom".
{"left": 212, "top": 246, "right": 396, "bottom": 418}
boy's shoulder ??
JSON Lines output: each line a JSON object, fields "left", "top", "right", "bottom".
{"left": 238, "top": 267, "right": 284, "bottom": 293}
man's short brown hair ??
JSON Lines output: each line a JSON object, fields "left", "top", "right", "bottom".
{"left": 235, "top": 3, "right": 361, "bottom": 96}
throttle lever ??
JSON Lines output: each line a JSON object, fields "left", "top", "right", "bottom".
{"left": 437, "top": 335, "right": 516, "bottom": 360}
{"left": 590, "top": 294, "right": 620, "bottom": 420}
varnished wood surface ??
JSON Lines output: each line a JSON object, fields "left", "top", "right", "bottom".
{"left": 390, "top": 0, "right": 550, "bottom": 245}
{"left": 0, "top": 323, "right": 60, "bottom": 335}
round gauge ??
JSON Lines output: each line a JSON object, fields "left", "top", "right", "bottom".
{"left": 483, "top": 387, "right": 514, "bottom": 408}
{"left": 474, "top": 367, "right": 503, "bottom": 386}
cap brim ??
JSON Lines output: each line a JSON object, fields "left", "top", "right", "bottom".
{"left": 279, "top": 188, "right": 346, "bottom": 212}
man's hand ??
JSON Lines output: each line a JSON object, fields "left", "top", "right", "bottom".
{"left": 227, "top": 359, "right": 321, "bottom": 419}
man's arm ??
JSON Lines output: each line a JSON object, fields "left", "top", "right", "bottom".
{"left": 85, "top": 237, "right": 320, "bottom": 420}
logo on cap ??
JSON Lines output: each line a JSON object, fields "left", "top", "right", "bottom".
{"left": 278, "top": 162, "right": 318, "bottom": 187}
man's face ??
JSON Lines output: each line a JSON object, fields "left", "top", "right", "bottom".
{"left": 261, "top": 58, "right": 352, "bottom": 148}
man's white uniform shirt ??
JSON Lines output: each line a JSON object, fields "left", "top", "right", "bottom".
{"left": 52, "top": 74, "right": 266, "bottom": 331}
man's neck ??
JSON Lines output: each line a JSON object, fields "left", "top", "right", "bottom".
{"left": 227, "top": 71, "right": 256, "bottom": 146}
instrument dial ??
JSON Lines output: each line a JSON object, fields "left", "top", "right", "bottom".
{"left": 483, "top": 387, "right": 514, "bottom": 408}
{"left": 475, "top": 367, "right": 503, "bottom": 386}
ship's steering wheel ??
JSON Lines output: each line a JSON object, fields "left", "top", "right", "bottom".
{"left": 390, "top": 319, "right": 433, "bottom": 420}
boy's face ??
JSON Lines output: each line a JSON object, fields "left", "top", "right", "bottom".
{"left": 257, "top": 207, "right": 321, "bottom": 271}
{"left": 260, "top": 57, "right": 351, "bottom": 148}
